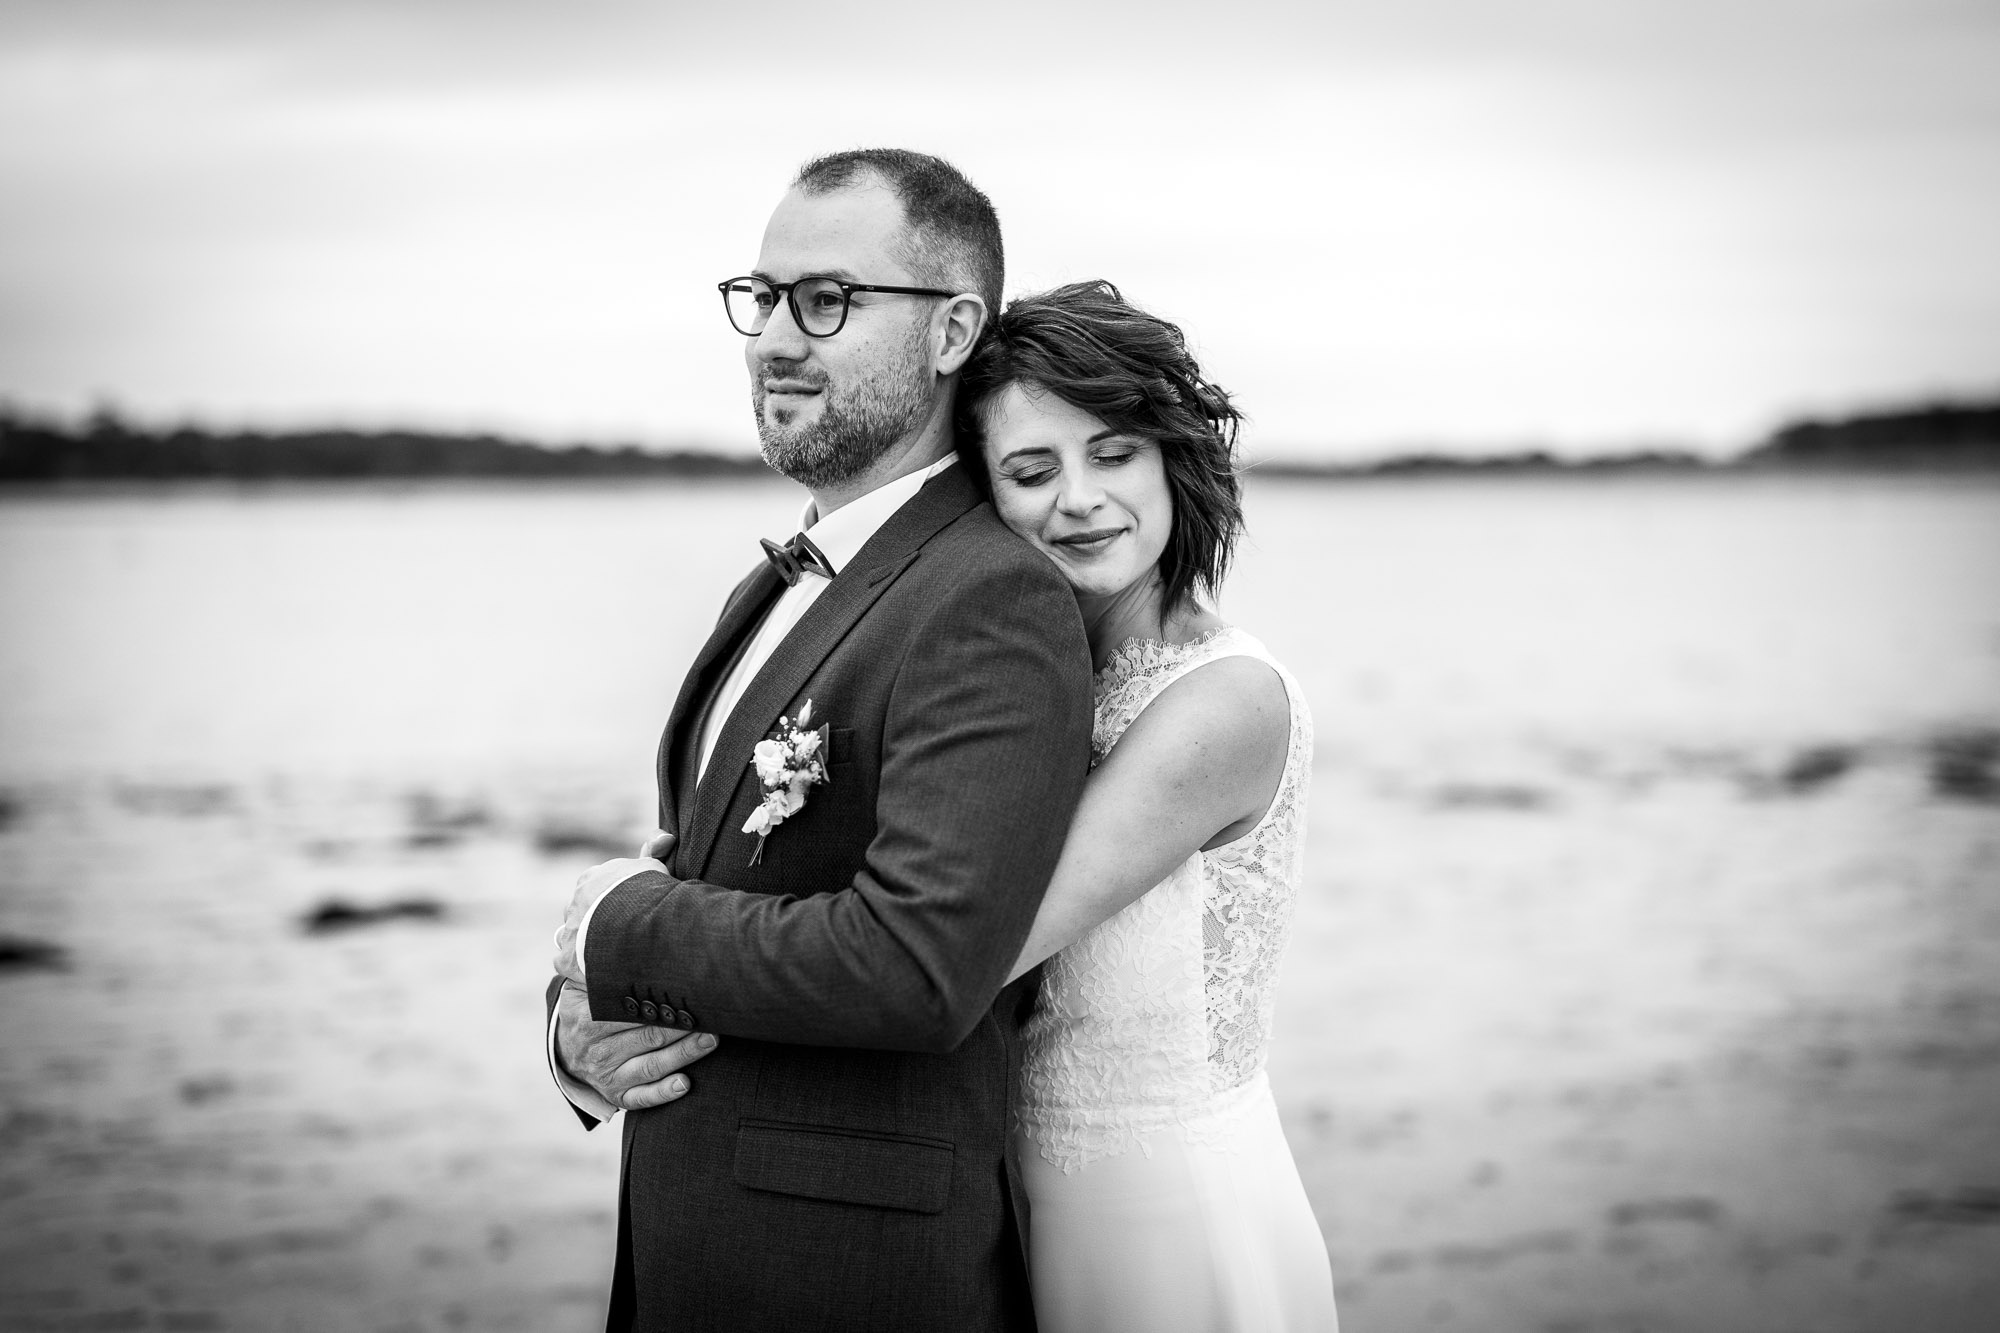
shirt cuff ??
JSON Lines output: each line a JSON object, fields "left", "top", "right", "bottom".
{"left": 572, "top": 864, "right": 632, "bottom": 985}
{"left": 547, "top": 994, "right": 621, "bottom": 1123}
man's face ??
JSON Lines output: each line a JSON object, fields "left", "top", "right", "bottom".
{"left": 744, "top": 182, "right": 939, "bottom": 490}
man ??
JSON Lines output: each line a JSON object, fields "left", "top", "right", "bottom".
{"left": 545, "top": 149, "right": 1094, "bottom": 1331}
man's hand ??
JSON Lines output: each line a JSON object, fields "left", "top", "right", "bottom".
{"left": 554, "top": 979, "right": 716, "bottom": 1111}
{"left": 552, "top": 852, "right": 669, "bottom": 985}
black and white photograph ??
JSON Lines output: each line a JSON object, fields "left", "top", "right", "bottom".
{"left": 2, "top": 2, "right": 1996, "bottom": 1330}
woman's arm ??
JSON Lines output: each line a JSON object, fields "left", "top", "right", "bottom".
{"left": 1006, "top": 654, "right": 1291, "bottom": 983}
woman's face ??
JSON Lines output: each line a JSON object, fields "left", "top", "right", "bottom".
{"left": 978, "top": 382, "right": 1173, "bottom": 600}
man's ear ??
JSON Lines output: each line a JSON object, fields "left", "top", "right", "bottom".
{"left": 932, "top": 294, "right": 988, "bottom": 376}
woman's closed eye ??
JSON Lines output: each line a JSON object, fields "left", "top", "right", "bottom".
{"left": 1001, "top": 443, "right": 1140, "bottom": 488}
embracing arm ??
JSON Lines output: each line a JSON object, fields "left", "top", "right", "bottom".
{"left": 582, "top": 558, "right": 1094, "bottom": 1053}
{"left": 1004, "top": 654, "right": 1291, "bottom": 984}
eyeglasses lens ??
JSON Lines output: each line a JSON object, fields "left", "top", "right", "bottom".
{"left": 791, "top": 279, "right": 848, "bottom": 335}
{"left": 723, "top": 280, "right": 776, "bottom": 336}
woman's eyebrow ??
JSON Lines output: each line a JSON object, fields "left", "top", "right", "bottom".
{"left": 997, "top": 445, "right": 1055, "bottom": 466}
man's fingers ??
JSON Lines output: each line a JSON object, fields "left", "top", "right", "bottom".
{"left": 639, "top": 830, "right": 677, "bottom": 859}
{"left": 603, "top": 1031, "right": 716, "bottom": 1110}
{"left": 588, "top": 1022, "right": 686, "bottom": 1070}
{"left": 620, "top": 1072, "right": 691, "bottom": 1111}
{"left": 614, "top": 1030, "right": 718, "bottom": 1088}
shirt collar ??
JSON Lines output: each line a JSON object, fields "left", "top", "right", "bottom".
{"left": 791, "top": 454, "right": 959, "bottom": 576}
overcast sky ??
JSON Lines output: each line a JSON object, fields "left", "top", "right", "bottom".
{"left": 2, "top": 0, "right": 1995, "bottom": 460}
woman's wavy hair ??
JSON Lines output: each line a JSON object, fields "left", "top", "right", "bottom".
{"left": 956, "top": 280, "right": 1245, "bottom": 613}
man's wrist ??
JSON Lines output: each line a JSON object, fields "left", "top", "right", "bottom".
{"left": 546, "top": 987, "right": 621, "bottom": 1123}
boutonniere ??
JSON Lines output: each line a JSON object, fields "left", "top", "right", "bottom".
{"left": 742, "top": 699, "right": 831, "bottom": 865}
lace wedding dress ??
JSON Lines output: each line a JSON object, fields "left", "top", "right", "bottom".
{"left": 1016, "top": 627, "right": 1337, "bottom": 1332}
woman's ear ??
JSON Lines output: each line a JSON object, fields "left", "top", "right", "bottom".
{"left": 933, "top": 294, "right": 988, "bottom": 375}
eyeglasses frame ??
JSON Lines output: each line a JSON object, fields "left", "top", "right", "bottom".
{"left": 718, "top": 275, "right": 961, "bottom": 338}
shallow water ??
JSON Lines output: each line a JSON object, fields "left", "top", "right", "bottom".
{"left": 2, "top": 474, "right": 1997, "bottom": 1331}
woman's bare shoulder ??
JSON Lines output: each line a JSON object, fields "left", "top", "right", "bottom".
{"left": 1109, "top": 649, "right": 1289, "bottom": 794}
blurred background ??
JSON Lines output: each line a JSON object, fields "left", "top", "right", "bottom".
{"left": 2, "top": 2, "right": 1997, "bottom": 1330}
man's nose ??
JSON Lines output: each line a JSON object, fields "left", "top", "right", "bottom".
{"left": 752, "top": 295, "right": 811, "bottom": 363}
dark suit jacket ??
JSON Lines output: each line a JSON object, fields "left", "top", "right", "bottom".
{"left": 560, "top": 463, "right": 1094, "bottom": 1332}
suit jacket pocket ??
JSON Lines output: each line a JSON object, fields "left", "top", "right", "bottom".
{"left": 733, "top": 1120, "right": 954, "bottom": 1214}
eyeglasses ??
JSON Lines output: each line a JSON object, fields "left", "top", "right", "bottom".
{"left": 718, "top": 275, "right": 958, "bottom": 338}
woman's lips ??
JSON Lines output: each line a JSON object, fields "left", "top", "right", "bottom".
{"left": 1050, "top": 527, "right": 1124, "bottom": 554}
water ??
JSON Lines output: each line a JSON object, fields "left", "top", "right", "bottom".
{"left": 5, "top": 475, "right": 1994, "bottom": 776}
{"left": 2, "top": 474, "right": 1997, "bottom": 1330}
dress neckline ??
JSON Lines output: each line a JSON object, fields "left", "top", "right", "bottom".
{"left": 1095, "top": 624, "right": 1241, "bottom": 690}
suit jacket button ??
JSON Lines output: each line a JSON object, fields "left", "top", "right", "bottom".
{"left": 675, "top": 1009, "right": 695, "bottom": 1030}
{"left": 640, "top": 1001, "right": 660, "bottom": 1023}
{"left": 623, "top": 996, "right": 639, "bottom": 1018}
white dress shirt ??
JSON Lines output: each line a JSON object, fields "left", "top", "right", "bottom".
{"left": 551, "top": 453, "right": 959, "bottom": 1120}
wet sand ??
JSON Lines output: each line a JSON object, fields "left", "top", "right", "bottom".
{"left": 1277, "top": 747, "right": 2000, "bottom": 1331}
{"left": 2, "top": 740, "right": 1994, "bottom": 1331}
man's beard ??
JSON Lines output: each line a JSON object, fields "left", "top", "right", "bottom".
{"left": 753, "top": 323, "right": 935, "bottom": 491}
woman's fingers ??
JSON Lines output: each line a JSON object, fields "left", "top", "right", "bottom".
{"left": 615, "top": 1030, "right": 718, "bottom": 1110}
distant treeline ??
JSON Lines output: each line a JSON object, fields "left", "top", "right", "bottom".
{"left": 1260, "top": 399, "right": 2000, "bottom": 478}
{"left": 1253, "top": 448, "right": 1706, "bottom": 479}
{"left": 3, "top": 398, "right": 1997, "bottom": 482}
{"left": 1740, "top": 401, "right": 2000, "bottom": 471}
{"left": 0, "top": 409, "right": 764, "bottom": 482}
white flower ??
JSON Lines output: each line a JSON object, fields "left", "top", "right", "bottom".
{"left": 743, "top": 702, "right": 832, "bottom": 865}
{"left": 752, "top": 739, "right": 788, "bottom": 785}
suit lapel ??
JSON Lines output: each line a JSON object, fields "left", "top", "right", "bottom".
{"left": 674, "top": 617, "right": 768, "bottom": 845}
{"left": 684, "top": 465, "right": 983, "bottom": 873}
{"left": 658, "top": 562, "right": 785, "bottom": 848}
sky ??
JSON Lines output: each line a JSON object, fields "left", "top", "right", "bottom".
{"left": 1, "top": 0, "right": 1996, "bottom": 461}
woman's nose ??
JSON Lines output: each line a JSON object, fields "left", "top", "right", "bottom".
{"left": 1055, "top": 470, "right": 1104, "bottom": 516}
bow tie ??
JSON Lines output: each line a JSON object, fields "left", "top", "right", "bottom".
{"left": 760, "top": 532, "right": 835, "bottom": 587}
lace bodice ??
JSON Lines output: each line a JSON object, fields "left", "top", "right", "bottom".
{"left": 1017, "top": 626, "right": 1314, "bottom": 1171}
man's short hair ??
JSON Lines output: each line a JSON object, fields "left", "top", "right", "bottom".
{"left": 793, "top": 149, "right": 1004, "bottom": 319}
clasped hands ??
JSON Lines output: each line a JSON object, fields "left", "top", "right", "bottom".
{"left": 552, "top": 830, "right": 717, "bottom": 1112}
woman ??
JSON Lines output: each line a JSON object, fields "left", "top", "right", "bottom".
{"left": 960, "top": 281, "right": 1336, "bottom": 1331}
